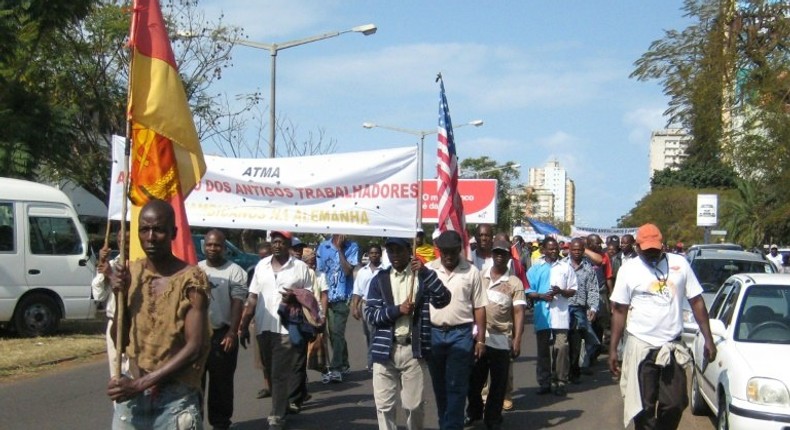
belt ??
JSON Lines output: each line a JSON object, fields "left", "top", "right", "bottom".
{"left": 432, "top": 322, "right": 473, "bottom": 332}
{"left": 394, "top": 336, "right": 411, "bottom": 345}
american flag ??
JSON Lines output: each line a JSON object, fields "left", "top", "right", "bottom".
{"left": 436, "top": 75, "right": 469, "bottom": 254}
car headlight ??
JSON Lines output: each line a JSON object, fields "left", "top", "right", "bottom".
{"left": 682, "top": 309, "right": 696, "bottom": 325}
{"left": 747, "top": 378, "right": 790, "bottom": 407}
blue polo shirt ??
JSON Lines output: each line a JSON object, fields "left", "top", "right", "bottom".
{"left": 316, "top": 239, "right": 360, "bottom": 303}
{"left": 526, "top": 260, "right": 552, "bottom": 331}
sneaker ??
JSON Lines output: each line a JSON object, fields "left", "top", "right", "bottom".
{"left": 340, "top": 366, "right": 352, "bottom": 375}
{"left": 287, "top": 402, "right": 301, "bottom": 414}
{"left": 330, "top": 370, "right": 343, "bottom": 382}
{"left": 536, "top": 386, "right": 551, "bottom": 395}
{"left": 502, "top": 399, "right": 514, "bottom": 411}
{"left": 256, "top": 388, "right": 271, "bottom": 399}
{"left": 268, "top": 417, "right": 285, "bottom": 430}
{"left": 554, "top": 384, "right": 567, "bottom": 396}
{"left": 321, "top": 372, "right": 332, "bottom": 384}
{"left": 463, "top": 415, "right": 480, "bottom": 427}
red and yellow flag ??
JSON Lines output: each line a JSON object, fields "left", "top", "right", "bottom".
{"left": 127, "top": 0, "right": 205, "bottom": 263}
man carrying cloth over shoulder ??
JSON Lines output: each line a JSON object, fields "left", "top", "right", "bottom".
{"left": 108, "top": 199, "right": 210, "bottom": 429}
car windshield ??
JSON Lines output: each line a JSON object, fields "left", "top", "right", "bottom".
{"left": 692, "top": 259, "right": 774, "bottom": 292}
{"left": 734, "top": 285, "right": 790, "bottom": 344}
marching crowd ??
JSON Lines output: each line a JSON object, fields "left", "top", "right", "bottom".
{"left": 94, "top": 199, "right": 717, "bottom": 430}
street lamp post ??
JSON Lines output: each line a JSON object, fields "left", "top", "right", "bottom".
{"left": 233, "top": 24, "right": 377, "bottom": 158}
{"left": 362, "top": 120, "right": 484, "bottom": 229}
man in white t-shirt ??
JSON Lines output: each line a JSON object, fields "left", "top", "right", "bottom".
{"left": 767, "top": 244, "right": 783, "bottom": 270}
{"left": 608, "top": 224, "right": 716, "bottom": 430}
{"left": 198, "top": 229, "right": 248, "bottom": 430}
{"left": 239, "top": 231, "right": 314, "bottom": 430}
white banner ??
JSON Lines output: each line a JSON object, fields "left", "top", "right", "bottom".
{"left": 571, "top": 225, "right": 638, "bottom": 238}
{"left": 109, "top": 137, "right": 419, "bottom": 237}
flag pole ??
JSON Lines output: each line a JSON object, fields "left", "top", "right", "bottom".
{"left": 407, "top": 133, "right": 423, "bottom": 305}
{"left": 114, "top": 1, "right": 139, "bottom": 379}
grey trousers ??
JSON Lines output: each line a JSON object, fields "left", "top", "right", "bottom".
{"left": 536, "top": 329, "right": 569, "bottom": 387}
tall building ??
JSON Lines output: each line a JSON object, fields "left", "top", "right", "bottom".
{"left": 649, "top": 129, "right": 691, "bottom": 178}
{"left": 564, "top": 178, "right": 575, "bottom": 225}
{"left": 527, "top": 160, "right": 575, "bottom": 223}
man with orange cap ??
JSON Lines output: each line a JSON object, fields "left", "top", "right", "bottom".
{"left": 608, "top": 224, "right": 716, "bottom": 430}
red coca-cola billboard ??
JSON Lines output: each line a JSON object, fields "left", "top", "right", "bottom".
{"left": 420, "top": 179, "right": 497, "bottom": 223}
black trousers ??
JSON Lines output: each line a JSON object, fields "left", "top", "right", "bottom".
{"left": 633, "top": 349, "right": 688, "bottom": 430}
{"left": 203, "top": 326, "right": 239, "bottom": 428}
{"left": 467, "top": 346, "right": 510, "bottom": 426}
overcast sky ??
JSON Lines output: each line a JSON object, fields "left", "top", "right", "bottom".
{"left": 196, "top": 0, "right": 691, "bottom": 228}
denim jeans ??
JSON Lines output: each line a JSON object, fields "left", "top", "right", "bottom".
{"left": 113, "top": 381, "right": 202, "bottom": 430}
{"left": 568, "top": 306, "right": 601, "bottom": 376}
{"left": 428, "top": 324, "right": 474, "bottom": 430}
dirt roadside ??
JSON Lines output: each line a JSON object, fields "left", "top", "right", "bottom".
{"left": 0, "top": 320, "right": 107, "bottom": 382}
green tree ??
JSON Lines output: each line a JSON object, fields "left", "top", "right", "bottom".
{"left": 0, "top": 0, "right": 245, "bottom": 202}
{"left": 0, "top": 0, "right": 95, "bottom": 182}
{"left": 631, "top": 0, "right": 735, "bottom": 164}
{"left": 723, "top": 178, "right": 771, "bottom": 247}
{"left": 459, "top": 156, "right": 521, "bottom": 233}
{"left": 626, "top": 0, "right": 790, "bottom": 244}
{"left": 618, "top": 186, "right": 739, "bottom": 245}
{"left": 650, "top": 161, "right": 737, "bottom": 189}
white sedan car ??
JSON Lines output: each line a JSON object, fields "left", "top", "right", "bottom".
{"left": 690, "top": 273, "right": 790, "bottom": 429}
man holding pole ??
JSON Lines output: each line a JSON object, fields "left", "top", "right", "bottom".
{"left": 108, "top": 199, "right": 211, "bottom": 429}
{"left": 365, "top": 237, "right": 451, "bottom": 430}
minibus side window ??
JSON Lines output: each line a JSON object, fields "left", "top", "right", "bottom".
{"left": 0, "top": 202, "right": 13, "bottom": 252}
{"left": 29, "top": 216, "right": 82, "bottom": 255}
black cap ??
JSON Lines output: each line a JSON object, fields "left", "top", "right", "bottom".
{"left": 435, "top": 230, "right": 463, "bottom": 249}
{"left": 385, "top": 237, "right": 411, "bottom": 248}
{"left": 492, "top": 240, "right": 511, "bottom": 253}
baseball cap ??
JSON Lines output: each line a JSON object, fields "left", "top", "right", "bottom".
{"left": 385, "top": 237, "right": 411, "bottom": 248}
{"left": 291, "top": 237, "right": 305, "bottom": 248}
{"left": 435, "top": 230, "right": 463, "bottom": 249}
{"left": 636, "top": 224, "right": 663, "bottom": 250}
{"left": 270, "top": 231, "right": 292, "bottom": 240}
{"left": 492, "top": 240, "right": 511, "bottom": 253}
{"left": 771, "top": 244, "right": 779, "bottom": 249}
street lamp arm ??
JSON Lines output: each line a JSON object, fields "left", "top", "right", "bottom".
{"left": 362, "top": 119, "right": 483, "bottom": 138}
{"left": 362, "top": 123, "right": 433, "bottom": 138}
{"left": 232, "top": 23, "right": 376, "bottom": 53}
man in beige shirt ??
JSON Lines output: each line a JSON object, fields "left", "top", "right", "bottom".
{"left": 427, "top": 230, "right": 488, "bottom": 430}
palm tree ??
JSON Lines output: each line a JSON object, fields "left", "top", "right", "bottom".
{"left": 723, "top": 179, "right": 766, "bottom": 247}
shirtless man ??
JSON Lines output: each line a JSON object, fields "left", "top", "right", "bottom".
{"left": 108, "top": 199, "right": 210, "bottom": 429}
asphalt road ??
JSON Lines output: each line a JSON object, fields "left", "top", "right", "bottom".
{"left": 0, "top": 314, "right": 715, "bottom": 429}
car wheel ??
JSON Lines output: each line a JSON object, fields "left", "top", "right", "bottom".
{"left": 14, "top": 293, "right": 60, "bottom": 337}
{"left": 717, "top": 393, "right": 729, "bottom": 430}
{"left": 690, "top": 368, "right": 710, "bottom": 416}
